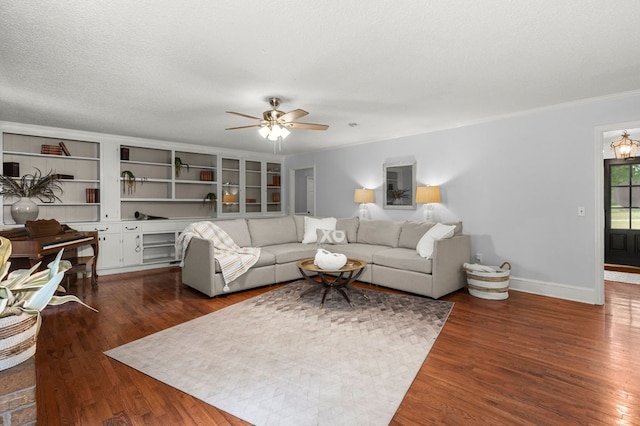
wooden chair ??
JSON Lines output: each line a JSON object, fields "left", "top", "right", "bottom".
{"left": 64, "top": 256, "right": 96, "bottom": 298}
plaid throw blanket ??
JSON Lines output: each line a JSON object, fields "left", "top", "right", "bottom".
{"left": 176, "top": 222, "right": 261, "bottom": 291}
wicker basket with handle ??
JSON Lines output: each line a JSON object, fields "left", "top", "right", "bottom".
{"left": 464, "top": 261, "right": 511, "bottom": 300}
{"left": 0, "top": 312, "right": 38, "bottom": 371}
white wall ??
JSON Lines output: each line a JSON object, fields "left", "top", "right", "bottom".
{"left": 285, "top": 91, "right": 640, "bottom": 304}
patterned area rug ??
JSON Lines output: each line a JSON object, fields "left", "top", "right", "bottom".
{"left": 105, "top": 281, "right": 453, "bottom": 425}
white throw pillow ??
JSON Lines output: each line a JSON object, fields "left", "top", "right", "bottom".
{"left": 316, "top": 228, "right": 347, "bottom": 245}
{"left": 416, "top": 223, "right": 456, "bottom": 258}
{"left": 302, "top": 216, "right": 337, "bottom": 244}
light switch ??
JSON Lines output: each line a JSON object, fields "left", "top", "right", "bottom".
{"left": 577, "top": 206, "right": 586, "bottom": 216}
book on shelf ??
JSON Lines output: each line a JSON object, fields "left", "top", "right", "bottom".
{"left": 53, "top": 174, "right": 74, "bottom": 180}
{"left": 59, "top": 141, "right": 71, "bottom": 156}
{"left": 41, "top": 145, "right": 63, "bottom": 155}
{"left": 85, "top": 188, "right": 100, "bottom": 203}
{"left": 200, "top": 170, "right": 214, "bottom": 181}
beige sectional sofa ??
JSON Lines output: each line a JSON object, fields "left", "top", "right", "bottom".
{"left": 180, "top": 215, "right": 471, "bottom": 299}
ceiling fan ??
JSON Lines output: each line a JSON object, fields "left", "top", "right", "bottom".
{"left": 225, "top": 97, "right": 329, "bottom": 147}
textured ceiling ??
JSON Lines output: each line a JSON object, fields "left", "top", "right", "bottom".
{"left": 1, "top": 1, "right": 640, "bottom": 155}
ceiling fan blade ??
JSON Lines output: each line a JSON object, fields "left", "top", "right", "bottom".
{"left": 287, "top": 122, "right": 329, "bottom": 131}
{"left": 278, "top": 109, "right": 308, "bottom": 123}
{"left": 226, "top": 111, "right": 262, "bottom": 121}
{"left": 225, "top": 124, "right": 262, "bottom": 130}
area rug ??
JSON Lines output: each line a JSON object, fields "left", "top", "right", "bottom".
{"left": 604, "top": 270, "right": 640, "bottom": 285}
{"left": 105, "top": 281, "right": 453, "bottom": 425}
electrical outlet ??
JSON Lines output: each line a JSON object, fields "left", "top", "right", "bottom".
{"left": 475, "top": 253, "right": 483, "bottom": 263}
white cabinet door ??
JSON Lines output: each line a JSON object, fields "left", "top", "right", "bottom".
{"left": 122, "top": 224, "right": 142, "bottom": 267}
{"left": 74, "top": 224, "right": 121, "bottom": 270}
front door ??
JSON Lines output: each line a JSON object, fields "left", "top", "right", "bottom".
{"left": 605, "top": 158, "right": 640, "bottom": 266}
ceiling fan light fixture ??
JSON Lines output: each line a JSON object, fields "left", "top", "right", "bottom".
{"left": 258, "top": 126, "right": 270, "bottom": 139}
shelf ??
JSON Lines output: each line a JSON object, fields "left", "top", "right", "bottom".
{"left": 175, "top": 180, "right": 217, "bottom": 185}
{"left": 2, "top": 202, "right": 100, "bottom": 207}
{"left": 144, "top": 242, "right": 175, "bottom": 248}
{"left": 120, "top": 160, "right": 170, "bottom": 167}
{"left": 142, "top": 256, "right": 176, "bottom": 264}
{"left": 4, "top": 151, "right": 100, "bottom": 161}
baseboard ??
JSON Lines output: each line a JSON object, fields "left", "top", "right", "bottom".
{"left": 509, "top": 276, "right": 600, "bottom": 305}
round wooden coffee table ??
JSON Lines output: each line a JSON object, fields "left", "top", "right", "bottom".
{"left": 296, "top": 257, "right": 368, "bottom": 307}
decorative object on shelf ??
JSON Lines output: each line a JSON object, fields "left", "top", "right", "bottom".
{"left": 272, "top": 175, "right": 280, "bottom": 186}
{"left": 134, "top": 211, "right": 167, "bottom": 220}
{"left": 120, "top": 147, "right": 130, "bottom": 161}
{"left": 121, "top": 170, "right": 146, "bottom": 195}
{"left": 0, "top": 168, "right": 63, "bottom": 224}
{"left": 40, "top": 145, "right": 63, "bottom": 155}
{"left": 200, "top": 170, "right": 214, "bottom": 181}
{"left": 3, "top": 162, "right": 19, "bottom": 177}
{"left": 611, "top": 131, "right": 640, "bottom": 159}
{"left": 0, "top": 240, "right": 97, "bottom": 371}
{"left": 203, "top": 192, "right": 217, "bottom": 211}
{"left": 58, "top": 141, "right": 71, "bottom": 156}
{"left": 354, "top": 188, "right": 375, "bottom": 220}
{"left": 416, "top": 185, "right": 441, "bottom": 222}
{"left": 174, "top": 157, "right": 190, "bottom": 178}
{"left": 313, "top": 248, "right": 347, "bottom": 270}
{"left": 222, "top": 193, "right": 237, "bottom": 204}
{"left": 272, "top": 192, "right": 280, "bottom": 203}
{"left": 226, "top": 97, "right": 329, "bottom": 153}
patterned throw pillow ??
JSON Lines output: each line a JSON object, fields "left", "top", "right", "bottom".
{"left": 316, "top": 228, "right": 348, "bottom": 245}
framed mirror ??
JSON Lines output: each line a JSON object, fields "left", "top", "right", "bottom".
{"left": 383, "top": 161, "right": 416, "bottom": 209}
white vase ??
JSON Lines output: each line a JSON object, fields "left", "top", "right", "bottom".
{"left": 11, "top": 197, "right": 39, "bottom": 224}
{"left": 314, "top": 249, "right": 348, "bottom": 270}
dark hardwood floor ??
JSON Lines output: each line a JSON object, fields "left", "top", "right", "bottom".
{"left": 34, "top": 268, "right": 640, "bottom": 425}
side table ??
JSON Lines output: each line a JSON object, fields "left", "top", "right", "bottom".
{"left": 296, "top": 257, "right": 368, "bottom": 307}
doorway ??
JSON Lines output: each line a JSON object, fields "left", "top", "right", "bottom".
{"left": 604, "top": 158, "right": 640, "bottom": 267}
{"left": 289, "top": 166, "right": 316, "bottom": 216}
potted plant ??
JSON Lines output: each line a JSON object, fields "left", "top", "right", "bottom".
{"left": 121, "top": 170, "right": 147, "bottom": 195}
{"left": 0, "top": 237, "right": 97, "bottom": 371}
{"left": 174, "top": 157, "right": 189, "bottom": 178}
{"left": 0, "top": 168, "right": 63, "bottom": 224}
{"left": 203, "top": 192, "right": 217, "bottom": 212}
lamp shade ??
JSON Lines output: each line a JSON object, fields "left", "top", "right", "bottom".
{"left": 416, "top": 186, "right": 441, "bottom": 203}
{"left": 354, "top": 188, "right": 374, "bottom": 203}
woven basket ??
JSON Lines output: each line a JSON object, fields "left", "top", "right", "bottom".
{"left": 465, "top": 262, "right": 511, "bottom": 300}
{"left": 0, "top": 312, "right": 38, "bottom": 371}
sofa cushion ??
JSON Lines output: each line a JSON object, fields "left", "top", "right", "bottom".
{"left": 302, "top": 216, "right": 337, "bottom": 244}
{"left": 215, "top": 248, "right": 275, "bottom": 273}
{"left": 261, "top": 243, "right": 318, "bottom": 264}
{"left": 336, "top": 216, "right": 359, "bottom": 242}
{"left": 213, "top": 218, "right": 252, "bottom": 248}
{"left": 398, "top": 221, "right": 436, "bottom": 249}
{"left": 317, "top": 228, "right": 347, "bottom": 245}
{"left": 416, "top": 223, "right": 456, "bottom": 258}
{"left": 356, "top": 220, "right": 403, "bottom": 247}
{"left": 330, "top": 243, "right": 390, "bottom": 263}
{"left": 292, "top": 215, "right": 305, "bottom": 242}
{"left": 373, "top": 248, "right": 433, "bottom": 274}
{"left": 247, "top": 216, "right": 298, "bottom": 247}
